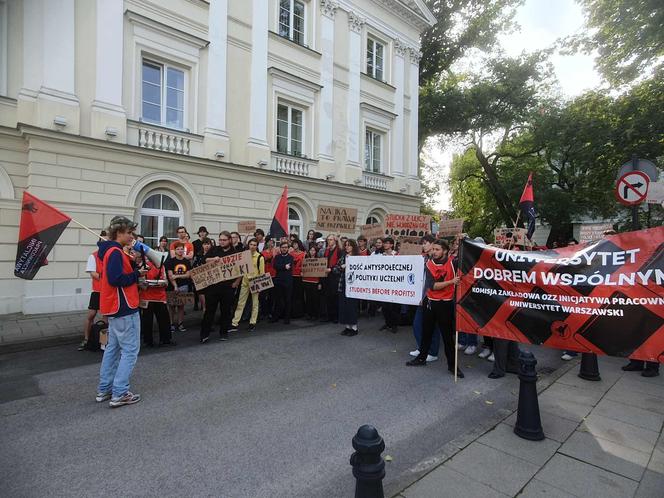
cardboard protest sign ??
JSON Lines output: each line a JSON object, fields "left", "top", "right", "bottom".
{"left": 579, "top": 223, "right": 614, "bottom": 243}
{"left": 438, "top": 218, "right": 465, "bottom": 238}
{"left": 494, "top": 227, "right": 530, "bottom": 247}
{"left": 345, "top": 255, "right": 424, "bottom": 305}
{"left": 238, "top": 220, "right": 256, "bottom": 233}
{"left": 302, "top": 257, "right": 328, "bottom": 278}
{"left": 456, "top": 227, "right": 664, "bottom": 363}
{"left": 361, "top": 223, "right": 385, "bottom": 239}
{"left": 316, "top": 205, "right": 358, "bottom": 233}
{"left": 397, "top": 236, "right": 422, "bottom": 255}
{"left": 385, "top": 213, "right": 431, "bottom": 236}
{"left": 166, "top": 291, "right": 195, "bottom": 306}
{"left": 190, "top": 250, "right": 252, "bottom": 290}
{"left": 248, "top": 273, "right": 274, "bottom": 293}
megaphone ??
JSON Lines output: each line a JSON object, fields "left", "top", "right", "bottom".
{"left": 132, "top": 240, "right": 168, "bottom": 268}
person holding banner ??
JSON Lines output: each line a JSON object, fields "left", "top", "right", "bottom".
{"left": 96, "top": 216, "right": 146, "bottom": 408}
{"left": 409, "top": 234, "right": 440, "bottom": 362}
{"left": 229, "top": 238, "right": 265, "bottom": 333}
{"left": 379, "top": 237, "right": 400, "bottom": 334}
{"left": 406, "top": 239, "right": 464, "bottom": 378}
{"left": 357, "top": 235, "right": 369, "bottom": 256}
{"left": 303, "top": 245, "right": 322, "bottom": 320}
{"left": 336, "top": 239, "right": 360, "bottom": 336}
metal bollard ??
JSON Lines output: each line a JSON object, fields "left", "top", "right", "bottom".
{"left": 350, "top": 425, "right": 386, "bottom": 498}
{"left": 578, "top": 352, "right": 601, "bottom": 381}
{"left": 514, "top": 351, "right": 545, "bottom": 441}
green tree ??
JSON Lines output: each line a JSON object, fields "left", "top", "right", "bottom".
{"left": 571, "top": 0, "right": 664, "bottom": 85}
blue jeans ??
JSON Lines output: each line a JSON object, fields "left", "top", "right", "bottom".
{"left": 458, "top": 332, "right": 478, "bottom": 347}
{"left": 98, "top": 312, "right": 141, "bottom": 398}
{"left": 413, "top": 306, "right": 440, "bottom": 356}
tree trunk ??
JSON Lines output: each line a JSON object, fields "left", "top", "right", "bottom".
{"left": 474, "top": 148, "right": 517, "bottom": 226}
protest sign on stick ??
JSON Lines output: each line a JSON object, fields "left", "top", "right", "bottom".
{"left": 494, "top": 227, "right": 529, "bottom": 247}
{"left": 456, "top": 227, "right": 664, "bottom": 363}
{"left": 361, "top": 223, "right": 385, "bottom": 239}
{"left": 301, "top": 257, "right": 328, "bottom": 278}
{"left": 345, "top": 255, "right": 424, "bottom": 305}
{"left": 579, "top": 223, "right": 614, "bottom": 243}
{"left": 385, "top": 214, "right": 431, "bottom": 236}
{"left": 238, "top": 220, "right": 256, "bottom": 234}
{"left": 248, "top": 273, "right": 274, "bottom": 293}
{"left": 166, "top": 291, "right": 195, "bottom": 306}
{"left": 190, "top": 250, "right": 252, "bottom": 290}
{"left": 438, "top": 218, "right": 465, "bottom": 238}
{"left": 397, "top": 236, "right": 423, "bottom": 255}
{"left": 316, "top": 205, "right": 358, "bottom": 233}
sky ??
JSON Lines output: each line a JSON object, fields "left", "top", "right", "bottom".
{"left": 427, "top": 0, "right": 602, "bottom": 211}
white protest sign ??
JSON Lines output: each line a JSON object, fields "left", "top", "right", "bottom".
{"left": 344, "top": 255, "right": 424, "bottom": 305}
{"left": 579, "top": 223, "right": 614, "bottom": 243}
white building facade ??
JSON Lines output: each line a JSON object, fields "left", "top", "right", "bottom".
{"left": 0, "top": 0, "right": 435, "bottom": 319}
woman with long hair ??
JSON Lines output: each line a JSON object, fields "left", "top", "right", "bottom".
{"left": 230, "top": 231, "right": 244, "bottom": 251}
{"left": 336, "top": 239, "right": 360, "bottom": 336}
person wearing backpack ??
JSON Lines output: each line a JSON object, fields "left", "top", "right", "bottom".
{"left": 229, "top": 238, "right": 265, "bottom": 333}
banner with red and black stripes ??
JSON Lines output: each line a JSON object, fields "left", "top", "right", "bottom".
{"left": 14, "top": 192, "right": 71, "bottom": 280}
{"left": 456, "top": 227, "right": 664, "bottom": 363}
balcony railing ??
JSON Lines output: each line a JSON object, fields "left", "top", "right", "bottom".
{"left": 272, "top": 152, "right": 318, "bottom": 177}
{"left": 127, "top": 120, "right": 203, "bottom": 156}
{"left": 362, "top": 171, "right": 392, "bottom": 191}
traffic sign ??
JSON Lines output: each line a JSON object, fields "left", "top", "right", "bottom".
{"left": 615, "top": 171, "right": 649, "bottom": 206}
{"left": 617, "top": 158, "right": 659, "bottom": 183}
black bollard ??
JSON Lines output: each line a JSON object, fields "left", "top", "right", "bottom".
{"left": 514, "top": 351, "right": 545, "bottom": 441}
{"left": 350, "top": 425, "right": 385, "bottom": 498}
{"left": 578, "top": 352, "right": 601, "bottom": 381}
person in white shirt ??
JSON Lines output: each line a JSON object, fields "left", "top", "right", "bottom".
{"left": 79, "top": 231, "right": 108, "bottom": 350}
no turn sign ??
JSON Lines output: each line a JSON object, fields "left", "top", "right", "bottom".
{"left": 615, "top": 171, "right": 649, "bottom": 206}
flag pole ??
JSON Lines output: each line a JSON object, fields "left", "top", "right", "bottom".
{"left": 507, "top": 210, "right": 521, "bottom": 251}
{"left": 70, "top": 218, "right": 105, "bottom": 239}
{"left": 454, "top": 330, "right": 459, "bottom": 383}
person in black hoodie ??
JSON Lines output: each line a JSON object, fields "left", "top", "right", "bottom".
{"left": 199, "top": 231, "right": 241, "bottom": 343}
{"left": 271, "top": 241, "right": 294, "bottom": 324}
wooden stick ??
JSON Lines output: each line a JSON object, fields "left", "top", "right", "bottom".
{"left": 507, "top": 211, "right": 521, "bottom": 250}
{"left": 70, "top": 218, "right": 104, "bottom": 239}
{"left": 454, "top": 330, "right": 459, "bottom": 383}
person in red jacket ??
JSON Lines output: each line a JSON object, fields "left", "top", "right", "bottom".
{"left": 79, "top": 230, "right": 108, "bottom": 351}
{"left": 137, "top": 253, "right": 174, "bottom": 347}
{"left": 96, "top": 216, "right": 147, "bottom": 408}
{"left": 406, "top": 239, "right": 463, "bottom": 378}
{"left": 290, "top": 239, "right": 305, "bottom": 318}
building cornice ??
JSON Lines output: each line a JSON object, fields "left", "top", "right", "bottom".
{"left": 125, "top": 9, "right": 209, "bottom": 48}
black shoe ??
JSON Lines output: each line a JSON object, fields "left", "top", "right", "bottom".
{"left": 200, "top": 336, "right": 209, "bottom": 344}
{"left": 228, "top": 327, "right": 239, "bottom": 333}
{"left": 159, "top": 340, "right": 176, "bottom": 347}
{"left": 379, "top": 324, "right": 389, "bottom": 331}
{"left": 347, "top": 329, "right": 358, "bottom": 336}
{"left": 340, "top": 328, "right": 350, "bottom": 335}
{"left": 406, "top": 357, "right": 427, "bottom": 366}
{"left": 622, "top": 361, "right": 645, "bottom": 371}
{"left": 219, "top": 332, "right": 229, "bottom": 341}
{"left": 450, "top": 368, "right": 465, "bottom": 378}
{"left": 488, "top": 372, "right": 504, "bottom": 379}
{"left": 248, "top": 324, "right": 256, "bottom": 332}
{"left": 283, "top": 319, "right": 290, "bottom": 325}
{"left": 390, "top": 326, "right": 398, "bottom": 334}
{"left": 642, "top": 369, "right": 660, "bottom": 378}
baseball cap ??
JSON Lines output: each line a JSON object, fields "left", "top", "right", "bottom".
{"left": 109, "top": 216, "right": 137, "bottom": 231}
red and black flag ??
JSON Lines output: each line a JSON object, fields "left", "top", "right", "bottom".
{"left": 269, "top": 185, "right": 289, "bottom": 239}
{"left": 519, "top": 172, "right": 536, "bottom": 240}
{"left": 15, "top": 191, "right": 71, "bottom": 280}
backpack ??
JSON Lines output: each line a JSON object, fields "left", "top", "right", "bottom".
{"left": 87, "top": 320, "right": 108, "bottom": 352}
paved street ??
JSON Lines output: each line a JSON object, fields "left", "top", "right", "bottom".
{"left": 1, "top": 313, "right": 566, "bottom": 498}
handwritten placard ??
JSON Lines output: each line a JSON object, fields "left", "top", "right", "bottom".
{"left": 579, "top": 223, "right": 613, "bottom": 243}
{"left": 494, "top": 227, "right": 530, "bottom": 247}
{"left": 360, "top": 223, "right": 385, "bottom": 239}
{"left": 248, "top": 273, "right": 274, "bottom": 293}
{"left": 316, "top": 205, "right": 358, "bottom": 233}
{"left": 301, "top": 257, "right": 328, "bottom": 278}
{"left": 166, "top": 291, "right": 195, "bottom": 306}
{"left": 438, "top": 218, "right": 465, "bottom": 237}
{"left": 397, "top": 236, "right": 423, "bottom": 255}
{"left": 385, "top": 214, "right": 431, "bottom": 236}
{"left": 190, "top": 250, "right": 252, "bottom": 290}
{"left": 238, "top": 220, "right": 256, "bottom": 233}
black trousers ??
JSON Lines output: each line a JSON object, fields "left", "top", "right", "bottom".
{"left": 417, "top": 300, "right": 455, "bottom": 368}
{"left": 291, "top": 277, "right": 304, "bottom": 318}
{"left": 260, "top": 286, "right": 273, "bottom": 319}
{"left": 382, "top": 302, "right": 400, "bottom": 327}
{"left": 202, "top": 286, "right": 236, "bottom": 339}
{"left": 273, "top": 283, "right": 292, "bottom": 320}
{"left": 141, "top": 302, "right": 171, "bottom": 345}
{"left": 491, "top": 339, "right": 521, "bottom": 376}
{"left": 303, "top": 281, "right": 320, "bottom": 319}
{"left": 323, "top": 276, "right": 339, "bottom": 321}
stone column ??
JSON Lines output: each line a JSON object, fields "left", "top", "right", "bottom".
{"left": 346, "top": 11, "right": 364, "bottom": 168}
{"left": 204, "top": 0, "right": 231, "bottom": 160}
{"left": 391, "top": 39, "right": 406, "bottom": 176}
{"left": 408, "top": 48, "right": 422, "bottom": 178}
{"left": 319, "top": 0, "right": 338, "bottom": 162}
{"left": 247, "top": 0, "right": 270, "bottom": 167}
{"left": 91, "top": 0, "right": 126, "bottom": 142}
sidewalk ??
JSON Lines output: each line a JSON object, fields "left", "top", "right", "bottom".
{"left": 0, "top": 310, "right": 89, "bottom": 350}
{"left": 396, "top": 356, "right": 664, "bottom": 498}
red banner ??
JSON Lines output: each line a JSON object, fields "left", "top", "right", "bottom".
{"left": 456, "top": 227, "right": 664, "bottom": 363}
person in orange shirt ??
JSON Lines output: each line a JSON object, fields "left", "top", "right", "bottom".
{"left": 169, "top": 226, "right": 194, "bottom": 260}
{"left": 80, "top": 230, "right": 108, "bottom": 351}
{"left": 136, "top": 253, "right": 174, "bottom": 347}
{"left": 290, "top": 239, "right": 305, "bottom": 318}
{"left": 406, "top": 239, "right": 463, "bottom": 378}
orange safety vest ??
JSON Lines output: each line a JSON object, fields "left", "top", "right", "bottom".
{"left": 91, "top": 251, "right": 103, "bottom": 293}
{"left": 100, "top": 246, "right": 140, "bottom": 316}
{"left": 426, "top": 257, "right": 456, "bottom": 301}
{"left": 139, "top": 264, "right": 167, "bottom": 303}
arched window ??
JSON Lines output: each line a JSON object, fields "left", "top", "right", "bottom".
{"left": 366, "top": 214, "right": 381, "bottom": 225}
{"left": 139, "top": 191, "right": 183, "bottom": 248}
{"left": 288, "top": 207, "right": 303, "bottom": 239}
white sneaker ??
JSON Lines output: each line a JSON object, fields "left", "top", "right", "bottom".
{"left": 457, "top": 343, "right": 466, "bottom": 350}
{"left": 561, "top": 353, "right": 574, "bottom": 361}
{"left": 478, "top": 348, "right": 491, "bottom": 359}
{"left": 409, "top": 349, "right": 420, "bottom": 357}
{"left": 487, "top": 353, "right": 495, "bottom": 362}
{"left": 464, "top": 345, "right": 477, "bottom": 355}
{"left": 426, "top": 355, "right": 438, "bottom": 362}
